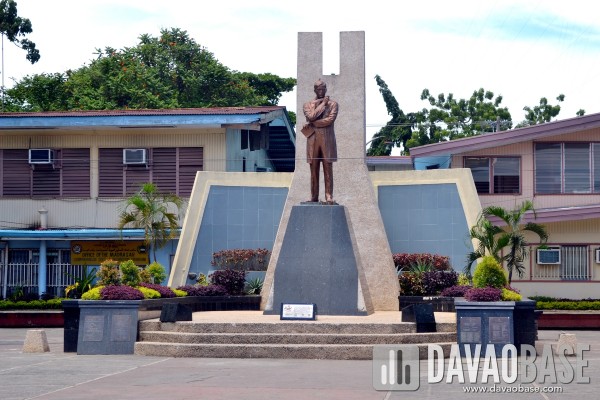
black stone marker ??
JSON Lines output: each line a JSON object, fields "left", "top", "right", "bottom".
{"left": 401, "top": 303, "right": 437, "bottom": 333}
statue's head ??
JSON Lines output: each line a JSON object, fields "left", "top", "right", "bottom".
{"left": 314, "top": 79, "right": 327, "bottom": 90}
{"left": 314, "top": 79, "right": 327, "bottom": 98}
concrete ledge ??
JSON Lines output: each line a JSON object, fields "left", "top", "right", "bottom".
{"left": 0, "top": 311, "right": 64, "bottom": 328}
{"left": 538, "top": 311, "right": 600, "bottom": 329}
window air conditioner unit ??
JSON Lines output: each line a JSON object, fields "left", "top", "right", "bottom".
{"left": 595, "top": 249, "right": 600, "bottom": 264}
{"left": 28, "top": 149, "right": 54, "bottom": 164}
{"left": 123, "top": 149, "right": 147, "bottom": 165}
{"left": 536, "top": 248, "right": 561, "bottom": 265}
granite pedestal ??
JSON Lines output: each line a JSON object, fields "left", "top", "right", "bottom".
{"left": 264, "top": 204, "right": 371, "bottom": 315}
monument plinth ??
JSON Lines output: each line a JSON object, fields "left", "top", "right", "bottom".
{"left": 263, "top": 203, "right": 372, "bottom": 315}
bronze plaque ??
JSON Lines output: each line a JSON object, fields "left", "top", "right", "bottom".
{"left": 82, "top": 315, "right": 105, "bottom": 342}
{"left": 110, "top": 314, "right": 132, "bottom": 342}
{"left": 459, "top": 316, "right": 481, "bottom": 343}
{"left": 488, "top": 317, "right": 510, "bottom": 343}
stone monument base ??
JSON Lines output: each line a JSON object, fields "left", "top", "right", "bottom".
{"left": 264, "top": 204, "right": 372, "bottom": 316}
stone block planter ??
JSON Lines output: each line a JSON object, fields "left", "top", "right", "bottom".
{"left": 455, "top": 298, "right": 539, "bottom": 356}
{"left": 398, "top": 295, "right": 455, "bottom": 312}
{"left": 77, "top": 300, "right": 140, "bottom": 355}
{"left": 63, "top": 295, "right": 261, "bottom": 353}
{"left": 455, "top": 299, "right": 515, "bottom": 356}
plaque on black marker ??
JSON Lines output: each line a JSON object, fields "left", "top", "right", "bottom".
{"left": 459, "top": 316, "right": 481, "bottom": 343}
{"left": 82, "top": 315, "right": 105, "bottom": 342}
{"left": 111, "top": 314, "right": 132, "bottom": 342}
{"left": 488, "top": 316, "right": 510, "bottom": 343}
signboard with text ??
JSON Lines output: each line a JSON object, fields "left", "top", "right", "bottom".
{"left": 70, "top": 241, "right": 149, "bottom": 265}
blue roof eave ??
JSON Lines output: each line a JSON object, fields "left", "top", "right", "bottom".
{"left": 0, "top": 114, "right": 269, "bottom": 129}
{"left": 0, "top": 228, "right": 179, "bottom": 240}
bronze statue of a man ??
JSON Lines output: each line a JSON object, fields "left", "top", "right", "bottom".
{"left": 302, "top": 79, "right": 338, "bottom": 204}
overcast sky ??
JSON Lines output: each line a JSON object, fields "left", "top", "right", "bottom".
{"left": 4, "top": 0, "right": 600, "bottom": 149}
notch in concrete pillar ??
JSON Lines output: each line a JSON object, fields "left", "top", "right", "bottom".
{"left": 38, "top": 207, "right": 48, "bottom": 230}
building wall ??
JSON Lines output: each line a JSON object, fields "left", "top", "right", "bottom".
{"left": 452, "top": 130, "right": 600, "bottom": 210}
{"left": 225, "top": 129, "right": 274, "bottom": 172}
{"left": 0, "top": 128, "right": 227, "bottom": 228}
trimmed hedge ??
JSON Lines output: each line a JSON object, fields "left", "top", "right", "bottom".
{"left": 0, "top": 299, "right": 63, "bottom": 310}
{"left": 536, "top": 301, "right": 600, "bottom": 310}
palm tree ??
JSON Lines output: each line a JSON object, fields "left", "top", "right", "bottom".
{"left": 479, "top": 200, "right": 548, "bottom": 284}
{"left": 118, "top": 183, "right": 184, "bottom": 262}
{"left": 464, "top": 214, "right": 509, "bottom": 277}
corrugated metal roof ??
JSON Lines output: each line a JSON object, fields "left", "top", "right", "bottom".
{"left": 410, "top": 111, "right": 600, "bottom": 157}
{"left": 0, "top": 106, "right": 293, "bottom": 130}
{"left": 0, "top": 106, "right": 285, "bottom": 119}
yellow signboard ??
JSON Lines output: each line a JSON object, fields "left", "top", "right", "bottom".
{"left": 70, "top": 241, "right": 149, "bottom": 265}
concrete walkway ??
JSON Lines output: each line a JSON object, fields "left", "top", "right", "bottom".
{"left": 1, "top": 320, "right": 600, "bottom": 399}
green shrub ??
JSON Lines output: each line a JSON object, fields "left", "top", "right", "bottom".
{"left": 147, "top": 262, "right": 167, "bottom": 284}
{"left": 472, "top": 256, "right": 507, "bottom": 288}
{"left": 408, "top": 261, "right": 434, "bottom": 273}
{"left": 501, "top": 288, "right": 522, "bottom": 301}
{"left": 97, "top": 259, "right": 121, "bottom": 286}
{"left": 528, "top": 295, "right": 556, "bottom": 302}
{"left": 209, "top": 269, "right": 247, "bottom": 295}
{"left": 81, "top": 286, "right": 103, "bottom": 300}
{"left": 245, "top": 277, "right": 263, "bottom": 295}
{"left": 65, "top": 267, "right": 97, "bottom": 299}
{"left": 196, "top": 273, "right": 209, "bottom": 286}
{"left": 393, "top": 253, "right": 451, "bottom": 272}
{"left": 137, "top": 286, "right": 161, "bottom": 299}
{"left": 139, "top": 268, "right": 152, "bottom": 284}
{"left": 172, "top": 289, "right": 187, "bottom": 297}
{"left": 211, "top": 248, "right": 270, "bottom": 271}
{"left": 457, "top": 273, "right": 471, "bottom": 286}
{"left": 120, "top": 260, "right": 141, "bottom": 287}
{"left": 398, "top": 273, "right": 425, "bottom": 295}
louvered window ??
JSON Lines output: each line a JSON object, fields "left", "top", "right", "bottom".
{"left": 535, "top": 143, "right": 599, "bottom": 194}
{"left": 464, "top": 156, "right": 520, "bottom": 194}
{"left": 0, "top": 149, "right": 90, "bottom": 198}
{"left": 99, "top": 147, "right": 203, "bottom": 197}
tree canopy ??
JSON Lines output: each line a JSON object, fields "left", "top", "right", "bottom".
{"left": 369, "top": 75, "right": 581, "bottom": 155}
{"left": 3, "top": 28, "right": 296, "bottom": 112}
{"left": 0, "top": 0, "right": 39, "bottom": 64}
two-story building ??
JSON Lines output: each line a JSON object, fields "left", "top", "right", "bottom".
{"left": 410, "top": 112, "right": 600, "bottom": 299}
{"left": 0, "top": 107, "right": 295, "bottom": 298}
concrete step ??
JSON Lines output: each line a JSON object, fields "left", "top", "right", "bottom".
{"left": 138, "top": 331, "right": 457, "bottom": 345}
{"left": 134, "top": 341, "right": 456, "bottom": 360}
{"left": 139, "top": 320, "right": 455, "bottom": 334}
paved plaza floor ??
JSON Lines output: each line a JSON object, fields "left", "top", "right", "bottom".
{"left": 1, "top": 318, "right": 600, "bottom": 400}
